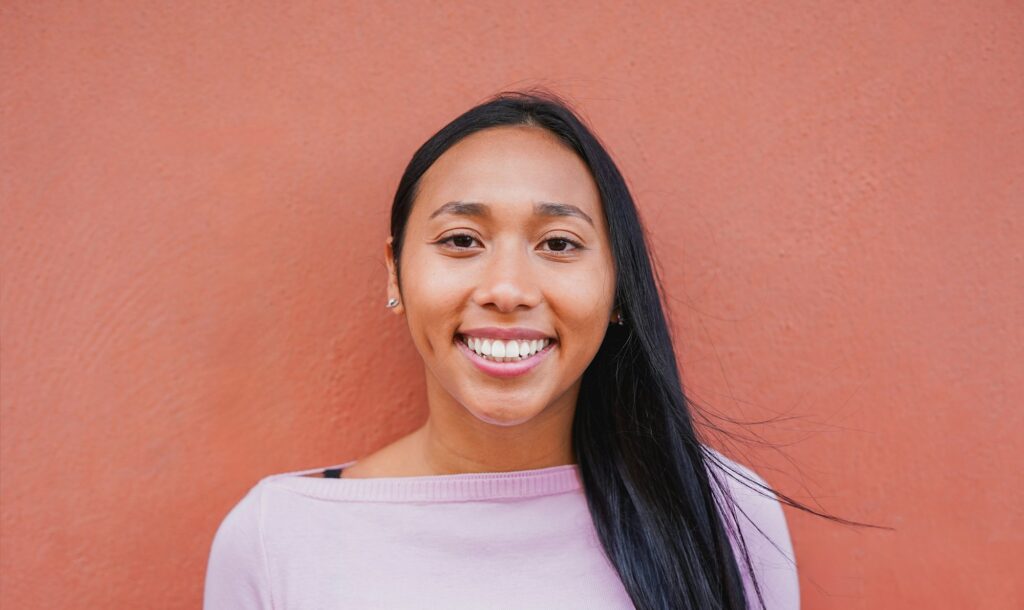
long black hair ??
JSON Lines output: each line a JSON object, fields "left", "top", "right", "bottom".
{"left": 388, "top": 89, "right": 800, "bottom": 609}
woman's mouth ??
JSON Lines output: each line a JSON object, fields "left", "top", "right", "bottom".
{"left": 454, "top": 334, "right": 557, "bottom": 378}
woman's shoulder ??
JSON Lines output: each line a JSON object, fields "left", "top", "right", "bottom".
{"left": 702, "top": 445, "right": 801, "bottom": 609}
{"left": 702, "top": 446, "right": 788, "bottom": 527}
{"left": 204, "top": 481, "right": 274, "bottom": 609}
{"left": 204, "top": 462, "right": 354, "bottom": 608}
{"left": 206, "top": 462, "right": 349, "bottom": 558}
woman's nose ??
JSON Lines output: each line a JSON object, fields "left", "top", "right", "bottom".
{"left": 471, "top": 243, "right": 543, "bottom": 313}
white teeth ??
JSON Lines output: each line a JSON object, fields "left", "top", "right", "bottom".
{"left": 492, "top": 340, "right": 506, "bottom": 358}
{"left": 462, "top": 335, "right": 554, "bottom": 362}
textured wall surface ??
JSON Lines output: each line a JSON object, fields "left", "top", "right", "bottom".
{"left": 2, "top": 2, "right": 1021, "bottom": 608}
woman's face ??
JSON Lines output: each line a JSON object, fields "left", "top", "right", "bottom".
{"left": 386, "top": 125, "right": 617, "bottom": 427}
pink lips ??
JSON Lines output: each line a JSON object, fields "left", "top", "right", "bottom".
{"left": 454, "top": 335, "right": 556, "bottom": 378}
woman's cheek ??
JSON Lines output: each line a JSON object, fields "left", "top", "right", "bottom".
{"left": 404, "top": 250, "right": 469, "bottom": 302}
{"left": 553, "top": 267, "right": 614, "bottom": 315}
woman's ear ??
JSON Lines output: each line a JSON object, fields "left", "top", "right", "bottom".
{"left": 384, "top": 236, "right": 405, "bottom": 316}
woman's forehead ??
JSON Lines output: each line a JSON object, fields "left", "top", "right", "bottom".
{"left": 413, "top": 126, "right": 602, "bottom": 222}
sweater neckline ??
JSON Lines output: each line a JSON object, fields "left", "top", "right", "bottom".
{"left": 263, "top": 460, "right": 584, "bottom": 503}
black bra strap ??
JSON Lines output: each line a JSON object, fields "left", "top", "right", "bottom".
{"left": 323, "top": 467, "right": 344, "bottom": 479}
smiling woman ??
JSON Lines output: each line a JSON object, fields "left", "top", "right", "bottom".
{"left": 386, "top": 124, "right": 617, "bottom": 430}
{"left": 203, "top": 90, "right": 800, "bottom": 610}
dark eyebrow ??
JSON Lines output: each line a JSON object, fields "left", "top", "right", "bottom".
{"left": 428, "top": 200, "right": 594, "bottom": 227}
{"left": 535, "top": 201, "right": 594, "bottom": 227}
{"left": 428, "top": 201, "right": 490, "bottom": 220}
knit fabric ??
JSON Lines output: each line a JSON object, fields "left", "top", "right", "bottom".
{"left": 203, "top": 450, "right": 799, "bottom": 609}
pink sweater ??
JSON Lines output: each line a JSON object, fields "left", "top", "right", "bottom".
{"left": 203, "top": 452, "right": 799, "bottom": 609}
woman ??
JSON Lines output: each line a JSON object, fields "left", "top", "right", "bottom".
{"left": 204, "top": 90, "right": 799, "bottom": 609}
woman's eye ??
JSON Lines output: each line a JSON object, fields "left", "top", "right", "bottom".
{"left": 438, "top": 233, "right": 480, "bottom": 249}
{"left": 541, "top": 237, "right": 582, "bottom": 253}
{"left": 437, "top": 234, "right": 581, "bottom": 254}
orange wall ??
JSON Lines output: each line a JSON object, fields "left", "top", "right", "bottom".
{"left": 2, "top": 2, "right": 1021, "bottom": 608}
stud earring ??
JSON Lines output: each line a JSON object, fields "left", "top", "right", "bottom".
{"left": 386, "top": 298, "right": 399, "bottom": 308}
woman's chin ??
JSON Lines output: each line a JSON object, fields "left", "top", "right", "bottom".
{"left": 464, "top": 402, "right": 542, "bottom": 427}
